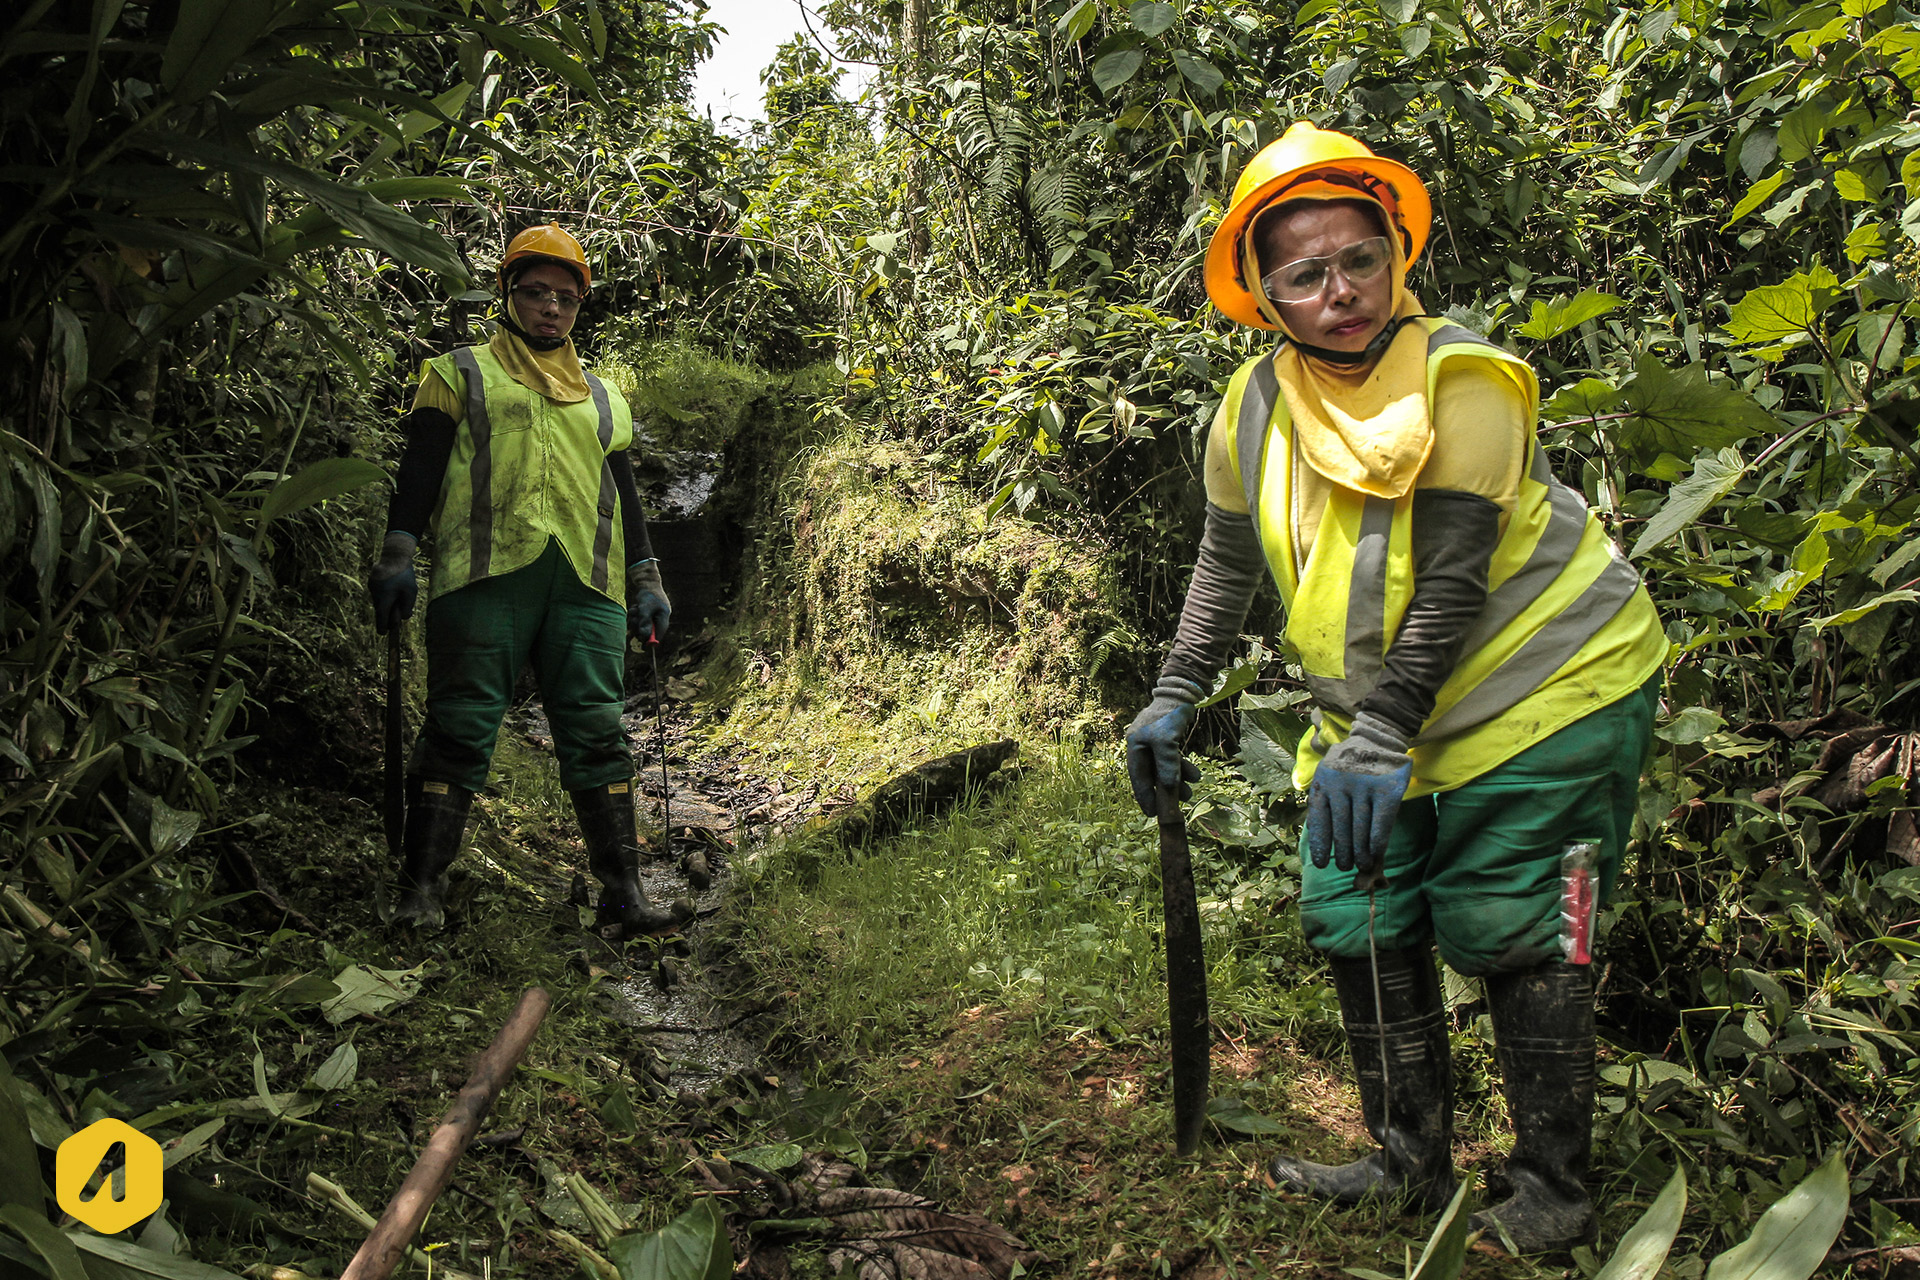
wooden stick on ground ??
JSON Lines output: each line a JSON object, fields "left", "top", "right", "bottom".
{"left": 307, "top": 1174, "right": 480, "bottom": 1280}
{"left": 341, "top": 987, "right": 552, "bottom": 1280}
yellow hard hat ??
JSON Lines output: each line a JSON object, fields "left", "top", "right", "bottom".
{"left": 1204, "top": 122, "right": 1431, "bottom": 330}
{"left": 499, "top": 222, "right": 591, "bottom": 289}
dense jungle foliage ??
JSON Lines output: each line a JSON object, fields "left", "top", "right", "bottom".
{"left": 5, "top": 0, "right": 1920, "bottom": 1275}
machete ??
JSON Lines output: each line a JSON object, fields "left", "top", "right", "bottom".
{"left": 383, "top": 627, "right": 405, "bottom": 861}
{"left": 1155, "top": 784, "right": 1210, "bottom": 1155}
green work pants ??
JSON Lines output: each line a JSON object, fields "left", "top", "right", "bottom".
{"left": 412, "top": 539, "right": 630, "bottom": 792}
{"left": 1299, "top": 675, "right": 1660, "bottom": 976}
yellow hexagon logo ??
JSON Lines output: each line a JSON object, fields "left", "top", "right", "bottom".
{"left": 56, "top": 1118, "right": 164, "bottom": 1234}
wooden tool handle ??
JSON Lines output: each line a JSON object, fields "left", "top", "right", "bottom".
{"left": 341, "top": 987, "right": 552, "bottom": 1280}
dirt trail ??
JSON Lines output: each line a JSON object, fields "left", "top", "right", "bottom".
{"left": 513, "top": 649, "right": 805, "bottom": 1100}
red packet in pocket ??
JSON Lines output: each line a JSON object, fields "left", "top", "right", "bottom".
{"left": 1560, "top": 842, "right": 1598, "bottom": 965}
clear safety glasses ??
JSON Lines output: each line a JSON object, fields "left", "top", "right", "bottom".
{"left": 510, "top": 284, "right": 584, "bottom": 312}
{"left": 1259, "top": 236, "right": 1392, "bottom": 305}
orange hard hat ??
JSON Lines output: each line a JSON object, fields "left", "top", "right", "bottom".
{"left": 1204, "top": 122, "right": 1431, "bottom": 330}
{"left": 499, "top": 222, "right": 591, "bottom": 289}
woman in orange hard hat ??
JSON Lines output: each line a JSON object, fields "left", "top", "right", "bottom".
{"left": 366, "top": 222, "right": 693, "bottom": 939}
{"left": 1124, "top": 123, "right": 1665, "bottom": 1252}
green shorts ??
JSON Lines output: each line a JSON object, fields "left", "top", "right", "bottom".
{"left": 1298, "top": 675, "right": 1659, "bottom": 976}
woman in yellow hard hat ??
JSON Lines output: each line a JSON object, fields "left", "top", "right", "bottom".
{"left": 1124, "top": 123, "right": 1666, "bottom": 1252}
{"left": 366, "top": 222, "right": 693, "bottom": 938}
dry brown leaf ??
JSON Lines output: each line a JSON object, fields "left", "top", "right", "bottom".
{"left": 1746, "top": 716, "right": 1919, "bottom": 861}
{"left": 723, "top": 1158, "right": 1039, "bottom": 1280}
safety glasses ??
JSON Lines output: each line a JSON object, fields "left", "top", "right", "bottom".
{"left": 1259, "top": 236, "right": 1392, "bottom": 305}
{"left": 510, "top": 284, "right": 584, "bottom": 312}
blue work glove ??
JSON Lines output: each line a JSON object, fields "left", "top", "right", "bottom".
{"left": 626, "top": 559, "right": 672, "bottom": 643}
{"left": 368, "top": 531, "right": 418, "bottom": 636}
{"left": 1306, "top": 712, "right": 1414, "bottom": 874}
{"left": 1125, "top": 693, "right": 1200, "bottom": 816}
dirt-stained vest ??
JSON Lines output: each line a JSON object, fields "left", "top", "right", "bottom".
{"left": 423, "top": 344, "right": 634, "bottom": 604}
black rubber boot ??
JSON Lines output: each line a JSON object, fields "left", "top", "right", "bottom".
{"left": 572, "top": 783, "right": 694, "bottom": 939}
{"left": 1270, "top": 947, "right": 1456, "bottom": 1212}
{"left": 1471, "top": 961, "right": 1597, "bottom": 1253}
{"left": 393, "top": 778, "right": 473, "bottom": 930}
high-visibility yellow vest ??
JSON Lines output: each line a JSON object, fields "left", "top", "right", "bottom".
{"left": 1223, "top": 318, "right": 1666, "bottom": 796}
{"left": 423, "top": 343, "right": 635, "bottom": 604}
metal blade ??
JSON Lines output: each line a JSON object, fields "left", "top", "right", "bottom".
{"left": 1156, "top": 784, "right": 1210, "bottom": 1156}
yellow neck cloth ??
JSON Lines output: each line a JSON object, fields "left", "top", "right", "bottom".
{"left": 488, "top": 326, "right": 591, "bottom": 404}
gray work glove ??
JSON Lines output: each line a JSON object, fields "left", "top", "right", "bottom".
{"left": 368, "top": 531, "right": 418, "bottom": 635}
{"left": 1125, "top": 675, "right": 1206, "bottom": 815}
{"left": 626, "top": 559, "right": 672, "bottom": 643}
{"left": 1306, "top": 711, "right": 1413, "bottom": 875}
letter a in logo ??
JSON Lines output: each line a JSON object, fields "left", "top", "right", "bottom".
{"left": 56, "top": 1118, "right": 164, "bottom": 1234}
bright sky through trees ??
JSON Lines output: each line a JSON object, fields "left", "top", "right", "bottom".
{"left": 691, "top": 0, "right": 870, "bottom": 130}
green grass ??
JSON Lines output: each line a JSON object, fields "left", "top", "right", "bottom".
{"left": 724, "top": 744, "right": 1581, "bottom": 1279}
{"left": 163, "top": 724, "right": 712, "bottom": 1279}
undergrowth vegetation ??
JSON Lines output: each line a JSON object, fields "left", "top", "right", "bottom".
{"left": 7, "top": 0, "right": 1920, "bottom": 1275}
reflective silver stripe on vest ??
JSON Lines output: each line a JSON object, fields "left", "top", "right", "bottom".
{"left": 1425, "top": 322, "right": 1491, "bottom": 351}
{"left": 586, "top": 374, "right": 617, "bottom": 594}
{"left": 452, "top": 348, "right": 493, "bottom": 579}
{"left": 1444, "top": 445, "right": 1580, "bottom": 665}
{"left": 1304, "top": 495, "right": 1395, "bottom": 717}
{"left": 1237, "top": 353, "right": 1278, "bottom": 516}
{"left": 1415, "top": 546, "right": 1642, "bottom": 742}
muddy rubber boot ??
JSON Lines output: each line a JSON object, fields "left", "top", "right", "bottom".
{"left": 1470, "top": 961, "right": 1596, "bottom": 1253}
{"left": 572, "top": 782, "right": 694, "bottom": 939}
{"left": 393, "top": 778, "right": 473, "bottom": 930}
{"left": 1270, "top": 946, "right": 1456, "bottom": 1213}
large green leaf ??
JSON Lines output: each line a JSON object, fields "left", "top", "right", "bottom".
{"left": 152, "top": 134, "right": 469, "bottom": 282}
{"left": 607, "top": 1199, "right": 732, "bottom": 1280}
{"left": 1091, "top": 49, "right": 1145, "bottom": 93}
{"left": 1810, "top": 588, "right": 1920, "bottom": 630}
{"left": 1775, "top": 102, "right": 1830, "bottom": 162}
{"left": 354, "top": 82, "right": 476, "bottom": 176}
{"left": 1195, "top": 661, "right": 1259, "bottom": 709}
{"left": 1615, "top": 355, "right": 1776, "bottom": 464}
{"left": 1594, "top": 1168, "right": 1687, "bottom": 1280}
{"left": 258, "top": 457, "right": 387, "bottom": 525}
{"left": 1724, "top": 169, "right": 1788, "bottom": 225}
{"left": 1408, "top": 1179, "right": 1473, "bottom": 1280}
{"left": 1056, "top": 0, "right": 1097, "bottom": 38}
{"left": 1542, "top": 376, "right": 1625, "bottom": 423}
{"left": 1129, "top": 0, "right": 1176, "bottom": 36}
{"left": 1631, "top": 447, "right": 1746, "bottom": 558}
{"left": 66, "top": 1232, "right": 249, "bottom": 1279}
{"left": 0, "top": 1206, "right": 85, "bottom": 1280}
{"left": 1704, "top": 1151, "right": 1848, "bottom": 1280}
{"left": 0, "top": 1057, "right": 49, "bottom": 1214}
{"left": 1171, "top": 50, "right": 1223, "bottom": 95}
{"left": 1725, "top": 268, "right": 1840, "bottom": 346}
{"left": 160, "top": 0, "right": 295, "bottom": 103}
{"left": 1516, "top": 291, "right": 1623, "bottom": 341}
{"left": 1204, "top": 1096, "right": 1284, "bottom": 1134}
{"left": 468, "top": 19, "right": 602, "bottom": 102}
{"left": 1235, "top": 709, "right": 1298, "bottom": 796}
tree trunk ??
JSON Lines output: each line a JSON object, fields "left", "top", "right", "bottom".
{"left": 899, "top": 0, "right": 931, "bottom": 266}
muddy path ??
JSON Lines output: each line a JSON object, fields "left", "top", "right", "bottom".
{"left": 512, "top": 646, "right": 804, "bottom": 1101}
